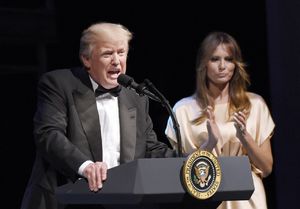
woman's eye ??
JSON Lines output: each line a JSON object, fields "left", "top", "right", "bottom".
{"left": 225, "top": 57, "right": 234, "bottom": 62}
{"left": 210, "top": 57, "right": 219, "bottom": 62}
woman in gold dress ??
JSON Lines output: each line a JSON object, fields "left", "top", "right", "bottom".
{"left": 165, "top": 32, "right": 275, "bottom": 209}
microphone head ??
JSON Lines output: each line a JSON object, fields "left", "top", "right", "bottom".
{"left": 117, "top": 74, "right": 133, "bottom": 88}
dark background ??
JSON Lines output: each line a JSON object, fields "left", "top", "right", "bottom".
{"left": 1, "top": 1, "right": 299, "bottom": 209}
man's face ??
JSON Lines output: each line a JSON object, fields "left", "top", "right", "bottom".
{"left": 82, "top": 36, "right": 128, "bottom": 89}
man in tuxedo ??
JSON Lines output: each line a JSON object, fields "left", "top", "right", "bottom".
{"left": 21, "top": 22, "right": 176, "bottom": 209}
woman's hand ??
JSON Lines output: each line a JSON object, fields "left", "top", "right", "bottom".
{"left": 234, "top": 110, "right": 273, "bottom": 177}
{"left": 202, "top": 106, "right": 222, "bottom": 151}
{"left": 234, "top": 110, "right": 248, "bottom": 140}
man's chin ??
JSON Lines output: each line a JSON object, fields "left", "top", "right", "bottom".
{"left": 105, "top": 82, "right": 119, "bottom": 89}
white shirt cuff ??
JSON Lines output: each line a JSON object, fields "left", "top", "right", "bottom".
{"left": 78, "top": 160, "right": 94, "bottom": 176}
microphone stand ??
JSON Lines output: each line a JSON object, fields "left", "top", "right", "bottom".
{"left": 143, "top": 79, "right": 183, "bottom": 157}
{"left": 134, "top": 82, "right": 162, "bottom": 103}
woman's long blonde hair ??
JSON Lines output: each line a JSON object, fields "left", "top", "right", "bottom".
{"left": 193, "top": 32, "right": 251, "bottom": 125}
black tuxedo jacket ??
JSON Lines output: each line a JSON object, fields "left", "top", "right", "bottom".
{"left": 21, "top": 67, "right": 175, "bottom": 209}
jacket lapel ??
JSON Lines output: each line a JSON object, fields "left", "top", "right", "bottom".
{"left": 118, "top": 89, "right": 137, "bottom": 163}
{"left": 72, "top": 68, "right": 102, "bottom": 161}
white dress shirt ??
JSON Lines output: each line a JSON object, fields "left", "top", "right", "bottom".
{"left": 78, "top": 77, "right": 121, "bottom": 176}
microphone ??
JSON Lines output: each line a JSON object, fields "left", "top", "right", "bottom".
{"left": 117, "top": 74, "right": 160, "bottom": 102}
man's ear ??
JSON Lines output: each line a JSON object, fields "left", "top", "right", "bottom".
{"left": 81, "top": 55, "right": 91, "bottom": 68}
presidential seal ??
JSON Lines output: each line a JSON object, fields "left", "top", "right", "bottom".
{"left": 182, "top": 150, "right": 221, "bottom": 200}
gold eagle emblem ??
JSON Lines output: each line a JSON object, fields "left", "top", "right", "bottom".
{"left": 194, "top": 161, "right": 211, "bottom": 187}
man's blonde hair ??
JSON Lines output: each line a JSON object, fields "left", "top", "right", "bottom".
{"left": 79, "top": 22, "right": 133, "bottom": 62}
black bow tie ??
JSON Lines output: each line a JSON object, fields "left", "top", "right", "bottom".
{"left": 95, "top": 85, "right": 121, "bottom": 97}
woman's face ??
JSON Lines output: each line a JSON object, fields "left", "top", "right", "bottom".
{"left": 206, "top": 44, "right": 235, "bottom": 87}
